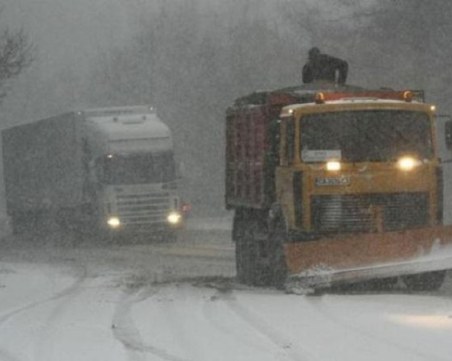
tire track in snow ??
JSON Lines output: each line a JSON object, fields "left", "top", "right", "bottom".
{"left": 34, "top": 264, "right": 90, "bottom": 361}
{"left": 306, "top": 297, "right": 450, "bottom": 361}
{"left": 202, "top": 289, "right": 283, "bottom": 355}
{"left": 0, "top": 264, "right": 87, "bottom": 361}
{"left": 112, "top": 283, "right": 190, "bottom": 361}
{"left": 0, "top": 265, "right": 87, "bottom": 325}
{"left": 220, "top": 291, "right": 319, "bottom": 361}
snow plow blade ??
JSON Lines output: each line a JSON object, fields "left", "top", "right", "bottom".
{"left": 284, "top": 226, "right": 452, "bottom": 289}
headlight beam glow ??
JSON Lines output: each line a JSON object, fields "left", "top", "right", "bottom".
{"left": 107, "top": 217, "right": 121, "bottom": 228}
{"left": 326, "top": 160, "right": 341, "bottom": 171}
{"left": 398, "top": 156, "right": 420, "bottom": 171}
{"left": 167, "top": 212, "right": 182, "bottom": 225}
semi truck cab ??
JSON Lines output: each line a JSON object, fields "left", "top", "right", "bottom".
{"left": 83, "top": 106, "right": 184, "bottom": 236}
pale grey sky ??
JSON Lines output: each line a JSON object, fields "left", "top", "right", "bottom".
{"left": 4, "top": 0, "right": 134, "bottom": 76}
{"left": 3, "top": 0, "right": 374, "bottom": 77}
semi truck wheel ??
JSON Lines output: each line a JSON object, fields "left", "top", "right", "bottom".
{"left": 402, "top": 270, "right": 446, "bottom": 291}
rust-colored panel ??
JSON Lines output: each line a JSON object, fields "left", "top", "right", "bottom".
{"left": 225, "top": 105, "right": 276, "bottom": 209}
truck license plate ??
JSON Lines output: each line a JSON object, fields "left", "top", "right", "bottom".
{"left": 315, "top": 177, "right": 350, "bottom": 186}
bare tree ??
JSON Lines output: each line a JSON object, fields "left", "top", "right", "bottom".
{"left": 0, "top": 26, "right": 33, "bottom": 98}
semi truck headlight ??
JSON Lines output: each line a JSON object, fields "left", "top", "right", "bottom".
{"left": 398, "top": 156, "right": 420, "bottom": 171}
{"left": 107, "top": 217, "right": 121, "bottom": 228}
{"left": 167, "top": 212, "right": 182, "bottom": 225}
{"left": 326, "top": 160, "right": 341, "bottom": 171}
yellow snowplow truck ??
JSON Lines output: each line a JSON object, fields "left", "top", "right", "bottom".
{"left": 225, "top": 84, "right": 452, "bottom": 291}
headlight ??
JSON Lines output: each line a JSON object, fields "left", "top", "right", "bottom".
{"left": 398, "top": 156, "right": 420, "bottom": 171}
{"left": 167, "top": 212, "right": 182, "bottom": 225}
{"left": 107, "top": 217, "right": 121, "bottom": 228}
{"left": 326, "top": 160, "right": 341, "bottom": 171}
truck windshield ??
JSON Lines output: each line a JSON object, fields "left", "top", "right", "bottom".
{"left": 101, "top": 151, "right": 176, "bottom": 185}
{"left": 300, "top": 110, "right": 433, "bottom": 162}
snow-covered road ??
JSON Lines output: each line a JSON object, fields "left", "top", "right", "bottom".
{"left": 0, "top": 217, "right": 452, "bottom": 361}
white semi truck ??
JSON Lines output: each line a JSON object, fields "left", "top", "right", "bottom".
{"left": 2, "top": 105, "right": 185, "bottom": 240}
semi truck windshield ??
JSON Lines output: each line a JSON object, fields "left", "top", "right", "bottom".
{"left": 300, "top": 110, "right": 433, "bottom": 162}
{"left": 102, "top": 151, "right": 176, "bottom": 184}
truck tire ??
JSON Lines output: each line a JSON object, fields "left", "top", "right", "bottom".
{"left": 234, "top": 210, "right": 267, "bottom": 286}
{"left": 232, "top": 210, "right": 244, "bottom": 243}
{"left": 402, "top": 270, "right": 446, "bottom": 291}
{"left": 234, "top": 210, "right": 248, "bottom": 283}
{"left": 235, "top": 233, "right": 248, "bottom": 284}
{"left": 248, "top": 215, "right": 274, "bottom": 286}
{"left": 235, "top": 229, "right": 246, "bottom": 283}
{"left": 267, "top": 212, "right": 288, "bottom": 289}
{"left": 234, "top": 209, "right": 253, "bottom": 284}
{"left": 235, "top": 234, "right": 249, "bottom": 283}
{"left": 237, "top": 220, "right": 260, "bottom": 285}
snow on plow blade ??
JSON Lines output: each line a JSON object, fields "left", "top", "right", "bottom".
{"left": 284, "top": 226, "right": 452, "bottom": 289}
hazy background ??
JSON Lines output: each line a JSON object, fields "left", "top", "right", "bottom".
{"left": 2, "top": 0, "right": 452, "bottom": 215}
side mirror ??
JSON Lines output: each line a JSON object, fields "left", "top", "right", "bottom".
{"left": 446, "top": 120, "right": 452, "bottom": 150}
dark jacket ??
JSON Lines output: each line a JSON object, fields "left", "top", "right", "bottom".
{"left": 302, "top": 53, "right": 348, "bottom": 85}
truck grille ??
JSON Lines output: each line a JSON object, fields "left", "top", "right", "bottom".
{"left": 116, "top": 192, "right": 172, "bottom": 225}
{"left": 311, "top": 193, "right": 429, "bottom": 233}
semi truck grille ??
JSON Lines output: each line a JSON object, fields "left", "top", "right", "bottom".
{"left": 311, "top": 193, "right": 429, "bottom": 234}
{"left": 116, "top": 192, "right": 172, "bottom": 225}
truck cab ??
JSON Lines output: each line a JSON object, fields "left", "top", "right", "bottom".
{"left": 277, "top": 92, "right": 440, "bottom": 237}
{"left": 83, "top": 106, "right": 184, "bottom": 238}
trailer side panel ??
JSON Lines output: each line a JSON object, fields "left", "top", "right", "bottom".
{"left": 2, "top": 113, "right": 85, "bottom": 214}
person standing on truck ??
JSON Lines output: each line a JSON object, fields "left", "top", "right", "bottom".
{"left": 302, "top": 47, "right": 348, "bottom": 85}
